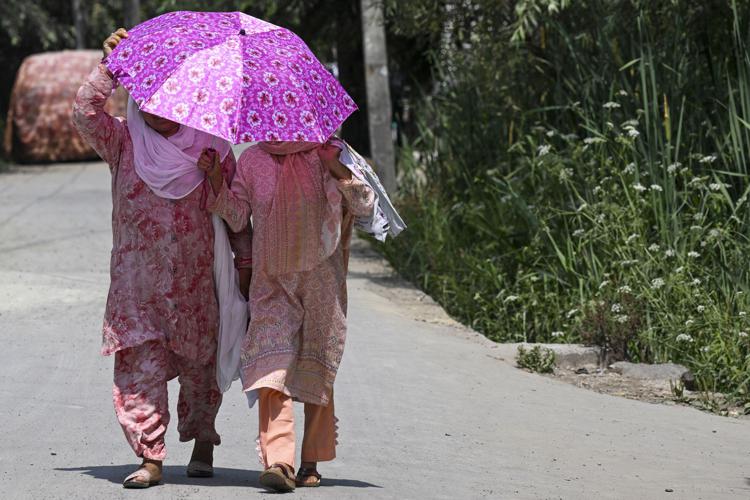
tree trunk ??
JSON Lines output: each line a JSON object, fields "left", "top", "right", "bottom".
{"left": 72, "top": 0, "right": 86, "bottom": 49}
{"left": 124, "top": 0, "right": 141, "bottom": 28}
{"left": 360, "top": 0, "right": 396, "bottom": 192}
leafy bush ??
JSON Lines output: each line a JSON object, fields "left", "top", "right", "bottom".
{"left": 517, "top": 345, "right": 556, "bottom": 373}
{"left": 380, "top": 0, "right": 750, "bottom": 403}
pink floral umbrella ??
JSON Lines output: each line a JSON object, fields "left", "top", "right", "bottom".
{"left": 104, "top": 10, "right": 358, "bottom": 144}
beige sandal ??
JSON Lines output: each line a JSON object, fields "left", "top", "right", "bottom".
{"left": 295, "top": 466, "right": 321, "bottom": 487}
{"left": 123, "top": 463, "right": 162, "bottom": 489}
{"left": 259, "top": 462, "right": 296, "bottom": 492}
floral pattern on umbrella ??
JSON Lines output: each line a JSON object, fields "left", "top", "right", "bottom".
{"left": 105, "top": 11, "right": 358, "bottom": 144}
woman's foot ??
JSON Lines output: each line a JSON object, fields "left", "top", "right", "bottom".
{"left": 296, "top": 461, "right": 321, "bottom": 487}
{"left": 123, "top": 459, "right": 162, "bottom": 488}
{"left": 259, "top": 462, "right": 296, "bottom": 492}
{"left": 186, "top": 440, "right": 214, "bottom": 478}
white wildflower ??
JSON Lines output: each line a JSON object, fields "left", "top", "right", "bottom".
{"left": 691, "top": 278, "right": 701, "bottom": 286}
{"left": 621, "top": 119, "right": 639, "bottom": 128}
{"left": 665, "top": 249, "right": 675, "bottom": 257}
{"left": 709, "top": 229, "right": 720, "bottom": 238}
{"left": 697, "top": 305, "right": 706, "bottom": 313}
{"left": 593, "top": 185, "right": 603, "bottom": 195}
{"left": 618, "top": 90, "right": 628, "bottom": 96}
{"left": 546, "top": 130, "right": 555, "bottom": 137}
{"left": 603, "top": 101, "right": 621, "bottom": 109}
{"left": 624, "top": 162, "right": 636, "bottom": 174}
{"left": 648, "top": 243, "right": 660, "bottom": 252}
{"left": 699, "top": 154, "right": 718, "bottom": 164}
{"left": 625, "top": 126, "right": 640, "bottom": 138}
{"left": 618, "top": 285, "right": 632, "bottom": 293}
{"left": 537, "top": 144, "right": 551, "bottom": 157}
{"left": 709, "top": 183, "right": 722, "bottom": 191}
{"left": 700, "top": 346, "right": 710, "bottom": 353}
{"left": 633, "top": 182, "right": 647, "bottom": 192}
{"left": 700, "top": 240, "right": 707, "bottom": 247}
{"left": 675, "top": 266, "right": 685, "bottom": 274}
{"left": 740, "top": 311, "right": 747, "bottom": 317}
{"left": 559, "top": 168, "right": 574, "bottom": 180}
{"left": 583, "top": 137, "right": 606, "bottom": 145}
{"left": 688, "top": 251, "right": 700, "bottom": 258}
{"left": 551, "top": 331, "right": 565, "bottom": 338}
{"left": 651, "top": 278, "right": 665, "bottom": 289}
{"left": 566, "top": 308, "right": 579, "bottom": 319}
{"left": 650, "top": 184, "right": 663, "bottom": 192}
{"left": 667, "top": 162, "right": 681, "bottom": 174}
{"left": 616, "top": 314, "right": 629, "bottom": 324}
{"left": 740, "top": 331, "right": 749, "bottom": 338}
{"left": 676, "top": 333, "right": 693, "bottom": 342}
{"left": 596, "top": 213, "right": 606, "bottom": 224}
{"left": 611, "top": 303, "right": 623, "bottom": 313}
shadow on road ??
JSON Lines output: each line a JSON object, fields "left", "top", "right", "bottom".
{"left": 55, "top": 465, "right": 381, "bottom": 489}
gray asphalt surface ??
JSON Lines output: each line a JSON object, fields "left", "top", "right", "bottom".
{"left": 1, "top": 161, "right": 750, "bottom": 500}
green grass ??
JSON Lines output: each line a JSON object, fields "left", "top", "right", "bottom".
{"left": 377, "top": 2, "right": 750, "bottom": 405}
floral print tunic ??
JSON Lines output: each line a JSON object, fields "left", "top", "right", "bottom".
{"left": 73, "top": 64, "right": 252, "bottom": 364}
{"left": 209, "top": 145, "right": 375, "bottom": 405}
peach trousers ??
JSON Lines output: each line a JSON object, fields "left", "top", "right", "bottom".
{"left": 257, "top": 388, "right": 337, "bottom": 469}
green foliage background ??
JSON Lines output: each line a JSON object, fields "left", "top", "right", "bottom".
{"left": 379, "top": 0, "right": 750, "bottom": 404}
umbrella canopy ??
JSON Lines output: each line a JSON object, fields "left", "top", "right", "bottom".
{"left": 105, "top": 11, "right": 357, "bottom": 144}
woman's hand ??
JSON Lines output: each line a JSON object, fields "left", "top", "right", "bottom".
{"left": 198, "top": 148, "right": 223, "bottom": 194}
{"left": 317, "top": 142, "right": 351, "bottom": 180}
{"left": 103, "top": 28, "right": 128, "bottom": 58}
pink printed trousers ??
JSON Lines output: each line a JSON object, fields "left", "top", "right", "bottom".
{"left": 113, "top": 340, "right": 222, "bottom": 460}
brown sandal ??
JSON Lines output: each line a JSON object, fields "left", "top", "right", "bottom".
{"left": 259, "top": 462, "right": 296, "bottom": 492}
{"left": 296, "top": 466, "right": 321, "bottom": 487}
{"left": 123, "top": 462, "right": 162, "bottom": 489}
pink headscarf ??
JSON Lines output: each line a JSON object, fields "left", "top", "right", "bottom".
{"left": 127, "top": 98, "right": 231, "bottom": 199}
{"left": 258, "top": 141, "right": 342, "bottom": 275}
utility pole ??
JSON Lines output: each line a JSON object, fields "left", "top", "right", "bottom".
{"left": 124, "top": 0, "right": 141, "bottom": 28}
{"left": 360, "top": 0, "right": 396, "bottom": 192}
{"left": 72, "top": 0, "right": 86, "bottom": 49}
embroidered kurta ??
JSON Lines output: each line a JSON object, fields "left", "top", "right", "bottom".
{"left": 209, "top": 144, "right": 375, "bottom": 405}
{"left": 73, "top": 64, "right": 252, "bottom": 364}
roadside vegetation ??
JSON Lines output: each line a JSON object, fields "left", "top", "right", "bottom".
{"left": 380, "top": 1, "right": 750, "bottom": 406}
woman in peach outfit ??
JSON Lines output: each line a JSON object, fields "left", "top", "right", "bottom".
{"left": 202, "top": 140, "right": 375, "bottom": 491}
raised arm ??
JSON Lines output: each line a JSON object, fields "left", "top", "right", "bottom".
{"left": 72, "top": 64, "right": 126, "bottom": 169}
{"left": 72, "top": 28, "right": 129, "bottom": 170}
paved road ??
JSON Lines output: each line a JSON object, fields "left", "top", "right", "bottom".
{"left": 1, "top": 162, "right": 750, "bottom": 500}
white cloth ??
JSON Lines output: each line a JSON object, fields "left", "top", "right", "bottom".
{"left": 332, "top": 139, "right": 406, "bottom": 241}
{"left": 212, "top": 214, "right": 249, "bottom": 392}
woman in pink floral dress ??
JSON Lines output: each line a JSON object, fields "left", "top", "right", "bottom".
{"left": 72, "top": 29, "right": 252, "bottom": 488}
{"left": 202, "top": 140, "right": 375, "bottom": 492}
